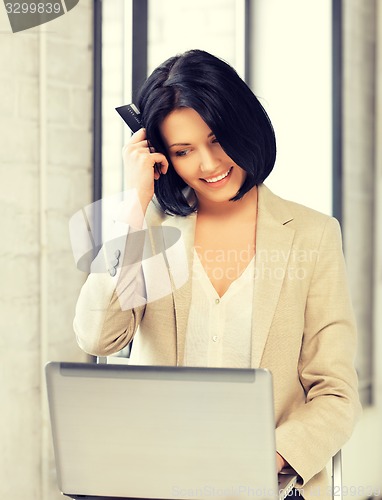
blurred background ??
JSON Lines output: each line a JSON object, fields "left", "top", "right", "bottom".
{"left": 0, "top": 0, "right": 381, "bottom": 498}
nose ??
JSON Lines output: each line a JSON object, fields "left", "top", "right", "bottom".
{"left": 199, "top": 147, "right": 220, "bottom": 174}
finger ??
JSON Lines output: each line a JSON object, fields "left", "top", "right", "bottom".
{"left": 129, "top": 127, "right": 146, "bottom": 144}
{"left": 152, "top": 151, "right": 169, "bottom": 180}
{"left": 153, "top": 162, "right": 169, "bottom": 178}
{"left": 131, "top": 139, "right": 151, "bottom": 150}
{"left": 122, "top": 138, "right": 150, "bottom": 158}
{"left": 149, "top": 152, "right": 168, "bottom": 165}
{"left": 161, "top": 162, "right": 169, "bottom": 175}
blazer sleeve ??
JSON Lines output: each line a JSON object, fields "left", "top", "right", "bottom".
{"left": 275, "top": 217, "right": 362, "bottom": 486}
{"left": 73, "top": 222, "right": 147, "bottom": 357}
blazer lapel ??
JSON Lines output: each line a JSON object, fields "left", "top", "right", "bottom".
{"left": 251, "top": 184, "right": 295, "bottom": 367}
{"left": 161, "top": 212, "right": 196, "bottom": 365}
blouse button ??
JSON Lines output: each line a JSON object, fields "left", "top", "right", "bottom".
{"left": 215, "top": 298, "right": 220, "bottom": 304}
{"left": 212, "top": 335, "right": 218, "bottom": 342}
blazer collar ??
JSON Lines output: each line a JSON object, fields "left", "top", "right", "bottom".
{"left": 251, "top": 184, "right": 295, "bottom": 366}
{"left": 160, "top": 183, "right": 295, "bottom": 367}
{"left": 161, "top": 210, "right": 196, "bottom": 365}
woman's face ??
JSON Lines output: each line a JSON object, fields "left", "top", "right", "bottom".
{"left": 159, "top": 108, "right": 246, "bottom": 208}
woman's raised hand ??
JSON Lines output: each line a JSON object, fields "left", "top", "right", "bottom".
{"left": 122, "top": 128, "right": 169, "bottom": 212}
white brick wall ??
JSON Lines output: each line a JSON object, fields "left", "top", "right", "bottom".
{"left": 0, "top": 2, "right": 92, "bottom": 499}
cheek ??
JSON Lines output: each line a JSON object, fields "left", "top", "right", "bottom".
{"left": 237, "top": 167, "right": 247, "bottom": 180}
{"left": 171, "top": 158, "right": 196, "bottom": 180}
{"left": 171, "top": 161, "right": 183, "bottom": 176}
{"left": 171, "top": 162, "right": 190, "bottom": 183}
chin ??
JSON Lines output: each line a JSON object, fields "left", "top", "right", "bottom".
{"left": 198, "top": 189, "right": 240, "bottom": 205}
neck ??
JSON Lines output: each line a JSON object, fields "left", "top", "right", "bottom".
{"left": 197, "top": 186, "right": 258, "bottom": 220}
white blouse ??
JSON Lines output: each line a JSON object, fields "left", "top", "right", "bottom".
{"left": 183, "top": 249, "right": 255, "bottom": 368}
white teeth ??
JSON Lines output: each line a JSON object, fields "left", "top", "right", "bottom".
{"left": 205, "top": 168, "right": 231, "bottom": 183}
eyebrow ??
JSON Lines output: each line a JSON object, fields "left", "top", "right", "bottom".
{"left": 168, "top": 131, "right": 214, "bottom": 149}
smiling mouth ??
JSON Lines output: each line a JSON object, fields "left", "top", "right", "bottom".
{"left": 203, "top": 167, "right": 233, "bottom": 183}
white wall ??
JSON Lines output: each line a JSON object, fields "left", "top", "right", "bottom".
{"left": 250, "top": 0, "right": 332, "bottom": 216}
{"left": 147, "top": 0, "right": 243, "bottom": 76}
{"left": 102, "top": 0, "right": 130, "bottom": 199}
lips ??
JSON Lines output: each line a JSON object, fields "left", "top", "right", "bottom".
{"left": 202, "top": 167, "right": 233, "bottom": 183}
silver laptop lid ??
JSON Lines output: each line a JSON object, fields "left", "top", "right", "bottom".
{"left": 46, "top": 362, "right": 281, "bottom": 500}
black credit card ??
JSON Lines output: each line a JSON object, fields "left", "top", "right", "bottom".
{"left": 115, "top": 103, "right": 142, "bottom": 133}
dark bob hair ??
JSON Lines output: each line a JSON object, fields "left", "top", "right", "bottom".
{"left": 137, "top": 49, "right": 276, "bottom": 216}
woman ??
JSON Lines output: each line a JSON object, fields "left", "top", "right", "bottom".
{"left": 74, "top": 50, "right": 361, "bottom": 499}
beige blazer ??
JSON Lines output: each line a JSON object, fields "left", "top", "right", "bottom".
{"left": 74, "top": 183, "right": 361, "bottom": 500}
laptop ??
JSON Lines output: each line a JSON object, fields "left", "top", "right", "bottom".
{"left": 45, "top": 362, "right": 297, "bottom": 500}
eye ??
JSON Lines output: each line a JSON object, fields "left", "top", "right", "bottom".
{"left": 211, "top": 137, "right": 219, "bottom": 144}
{"left": 174, "top": 149, "right": 190, "bottom": 157}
